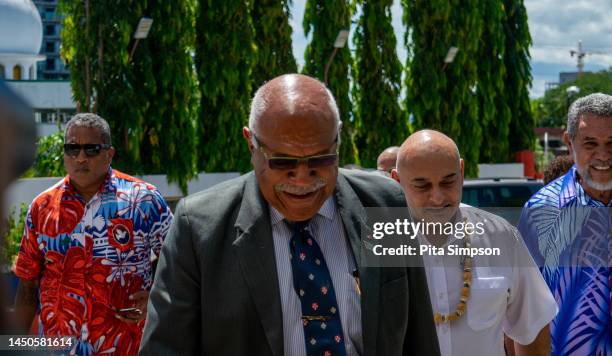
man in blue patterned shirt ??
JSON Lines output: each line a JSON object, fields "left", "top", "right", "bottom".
{"left": 518, "top": 93, "right": 611, "bottom": 355}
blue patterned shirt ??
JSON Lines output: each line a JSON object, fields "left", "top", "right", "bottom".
{"left": 518, "top": 165, "right": 611, "bottom": 355}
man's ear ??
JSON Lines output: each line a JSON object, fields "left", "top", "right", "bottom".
{"left": 243, "top": 127, "right": 254, "bottom": 154}
{"left": 563, "top": 131, "right": 573, "bottom": 156}
{"left": 391, "top": 168, "right": 400, "bottom": 183}
{"left": 108, "top": 146, "right": 116, "bottom": 162}
{"left": 460, "top": 159, "right": 464, "bottom": 179}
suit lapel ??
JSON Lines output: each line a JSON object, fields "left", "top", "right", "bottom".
{"left": 335, "top": 173, "right": 381, "bottom": 355}
{"left": 233, "top": 174, "right": 283, "bottom": 356}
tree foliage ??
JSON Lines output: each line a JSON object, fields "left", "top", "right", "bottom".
{"left": 476, "top": 0, "right": 510, "bottom": 163}
{"left": 504, "top": 0, "right": 535, "bottom": 152}
{"left": 402, "top": 0, "right": 482, "bottom": 176}
{"left": 251, "top": 0, "right": 297, "bottom": 89}
{"left": 303, "top": 0, "right": 358, "bottom": 165}
{"left": 60, "top": 0, "right": 198, "bottom": 192}
{"left": 1, "top": 204, "right": 28, "bottom": 267}
{"left": 532, "top": 70, "right": 612, "bottom": 128}
{"left": 353, "top": 0, "right": 407, "bottom": 168}
{"left": 196, "top": 1, "right": 253, "bottom": 172}
{"left": 23, "top": 130, "right": 65, "bottom": 178}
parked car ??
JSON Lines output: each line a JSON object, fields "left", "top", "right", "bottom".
{"left": 461, "top": 178, "right": 544, "bottom": 225}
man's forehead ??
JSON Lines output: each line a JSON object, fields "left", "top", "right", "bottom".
{"left": 576, "top": 114, "right": 612, "bottom": 134}
{"left": 399, "top": 153, "right": 461, "bottom": 179}
{"left": 409, "top": 172, "right": 458, "bottom": 181}
{"left": 256, "top": 103, "right": 337, "bottom": 141}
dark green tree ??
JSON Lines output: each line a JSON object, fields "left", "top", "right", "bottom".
{"left": 402, "top": 0, "right": 483, "bottom": 176}
{"left": 60, "top": 0, "right": 199, "bottom": 191}
{"left": 504, "top": 0, "right": 536, "bottom": 152}
{"left": 23, "top": 130, "right": 65, "bottom": 178}
{"left": 196, "top": 1, "right": 253, "bottom": 172}
{"left": 533, "top": 70, "right": 612, "bottom": 127}
{"left": 353, "top": 0, "right": 407, "bottom": 168}
{"left": 251, "top": 0, "right": 297, "bottom": 89}
{"left": 303, "top": 0, "right": 358, "bottom": 165}
{"left": 476, "top": 0, "right": 511, "bottom": 163}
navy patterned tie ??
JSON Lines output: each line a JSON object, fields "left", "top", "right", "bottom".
{"left": 288, "top": 220, "right": 347, "bottom": 356}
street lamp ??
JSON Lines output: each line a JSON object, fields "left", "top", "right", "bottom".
{"left": 442, "top": 46, "right": 459, "bottom": 70}
{"left": 566, "top": 85, "right": 580, "bottom": 112}
{"left": 566, "top": 85, "right": 580, "bottom": 96}
{"left": 324, "top": 30, "right": 349, "bottom": 85}
{"left": 128, "top": 17, "right": 154, "bottom": 62}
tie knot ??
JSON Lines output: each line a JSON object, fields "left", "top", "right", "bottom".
{"left": 286, "top": 219, "right": 310, "bottom": 233}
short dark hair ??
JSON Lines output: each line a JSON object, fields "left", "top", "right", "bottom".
{"left": 64, "top": 113, "right": 111, "bottom": 145}
{"left": 543, "top": 155, "right": 574, "bottom": 185}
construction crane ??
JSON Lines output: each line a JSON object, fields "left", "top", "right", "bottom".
{"left": 569, "top": 40, "right": 607, "bottom": 75}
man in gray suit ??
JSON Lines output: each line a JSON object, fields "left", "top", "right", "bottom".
{"left": 140, "top": 74, "right": 440, "bottom": 356}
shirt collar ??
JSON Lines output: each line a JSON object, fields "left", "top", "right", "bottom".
{"left": 559, "top": 165, "right": 610, "bottom": 207}
{"left": 269, "top": 196, "right": 336, "bottom": 226}
{"left": 558, "top": 165, "right": 578, "bottom": 208}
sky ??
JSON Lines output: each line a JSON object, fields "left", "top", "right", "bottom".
{"left": 288, "top": 0, "right": 612, "bottom": 99}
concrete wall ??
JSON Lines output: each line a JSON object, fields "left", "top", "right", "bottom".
{"left": 5, "top": 80, "right": 74, "bottom": 109}
{"left": 3, "top": 172, "right": 240, "bottom": 218}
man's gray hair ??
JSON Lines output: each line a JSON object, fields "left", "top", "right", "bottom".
{"left": 64, "top": 113, "right": 112, "bottom": 145}
{"left": 567, "top": 93, "right": 612, "bottom": 140}
{"left": 248, "top": 82, "right": 341, "bottom": 134}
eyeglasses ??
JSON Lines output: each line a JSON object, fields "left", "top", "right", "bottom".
{"left": 63, "top": 143, "right": 111, "bottom": 157}
{"left": 251, "top": 134, "right": 339, "bottom": 170}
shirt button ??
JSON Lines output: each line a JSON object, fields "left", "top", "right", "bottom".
{"left": 438, "top": 292, "right": 444, "bottom": 299}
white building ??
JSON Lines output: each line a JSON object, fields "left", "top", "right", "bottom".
{"left": 0, "top": 0, "right": 75, "bottom": 136}
{"left": 0, "top": 0, "right": 45, "bottom": 80}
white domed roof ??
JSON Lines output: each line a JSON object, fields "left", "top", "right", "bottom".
{"left": 0, "top": 0, "right": 43, "bottom": 55}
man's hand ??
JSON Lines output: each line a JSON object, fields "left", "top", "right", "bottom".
{"left": 14, "top": 279, "right": 39, "bottom": 333}
{"left": 514, "top": 325, "right": 551, "bottom": 356}
{"left": 115, "top": 290, "right": 149, "bottom": 324}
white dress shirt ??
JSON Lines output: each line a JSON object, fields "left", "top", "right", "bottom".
{"left": 421, "top": 208, "right": 558, "bottom": 356}
{"left": 270, "top": 197, "right": 363, "bottom": 356}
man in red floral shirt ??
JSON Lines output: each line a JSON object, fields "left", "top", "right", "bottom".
{"left": 13, "top": 113, "right": 173, "bottom": 355}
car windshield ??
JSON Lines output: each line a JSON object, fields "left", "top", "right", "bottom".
{"left": 462, "top": 184, "right": 542, "bottom": 208}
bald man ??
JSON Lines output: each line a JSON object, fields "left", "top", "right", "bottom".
{"left": 392, "top": 130, "right": 557, "bottom": 356}
{"left": 376, "top": 146, "right": 399, "bottom": 175}
{"left": 141, "top": 75, "right": 440, "bottom": 356}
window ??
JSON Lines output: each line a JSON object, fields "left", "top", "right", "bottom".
{"left": 45, "top": 42, "right": 55, "bottom": 53}
{"left": 12, "top": 65, "right": 22, "bottom": 80}
{"left": 45, "top": 7, "right": 54, "bottom": 14}
{"left": 46, "top": 59, "right": 55, "bottom": 71}
{"left": 45, "top": 25, "right": 55, "bottom": 36}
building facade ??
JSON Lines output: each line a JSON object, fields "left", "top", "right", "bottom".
{"left": 33, "top": 0, "right": 70, "bottom": 80}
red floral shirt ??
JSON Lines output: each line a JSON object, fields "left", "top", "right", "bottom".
{"left": 14, "top": 168, "right": 173, "bottom": 355}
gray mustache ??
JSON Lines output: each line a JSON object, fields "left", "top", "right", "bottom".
{"left": 274, "top": 179, "right": 327, "bottom": 195}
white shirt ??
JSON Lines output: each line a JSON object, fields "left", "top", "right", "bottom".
{"left": 421, "top": 208, "right": 558, "bottom": 356}
{"left": 270, "top": 197, "right": 363, "bottom": 356}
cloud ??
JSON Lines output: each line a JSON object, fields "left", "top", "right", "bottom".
{"left": 526, "top": 0, "right": 612, "bottom": 97}
{"left": 289, "top": 1, "right": 612, "bottom": 98}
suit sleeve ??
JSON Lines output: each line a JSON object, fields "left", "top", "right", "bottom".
{"left": 404, "top": 266, "right": 441, "bottom": 356}
{"left": 140, "top": 199, "right": 201, "bottom": 355}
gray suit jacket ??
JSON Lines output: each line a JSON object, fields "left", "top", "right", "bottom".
{"left": 140, "top": 169, "right": 440, "bottom": 356}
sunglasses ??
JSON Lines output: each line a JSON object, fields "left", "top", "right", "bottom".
{"left": 252, "top": 134, "right": 338, "bottom": 170}
{"left": 63, "top": 143, "right": 111, "bottom": 157}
